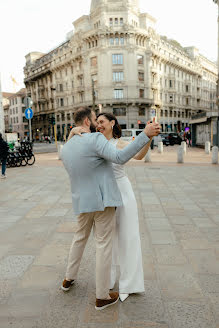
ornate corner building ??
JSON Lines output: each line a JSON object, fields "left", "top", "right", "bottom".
{"left": 24, "top": 0, "right": 217, "bottom": 144}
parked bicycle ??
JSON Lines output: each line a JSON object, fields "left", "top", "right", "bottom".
{"left": 6, "top": 141, "right": 35, "bottom": 168}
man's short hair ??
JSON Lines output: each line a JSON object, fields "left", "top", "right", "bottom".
{"left": 73, "top": 107, "right": 92, "bottom": 125}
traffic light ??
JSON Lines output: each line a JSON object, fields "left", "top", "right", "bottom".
{"left": 49, "top": 116, "right": 56, "bottom": 125}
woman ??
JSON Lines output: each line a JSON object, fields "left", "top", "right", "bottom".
{"left": 69, "top": 113, "right": 151, "bottom": 301}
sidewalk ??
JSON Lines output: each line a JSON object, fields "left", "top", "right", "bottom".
{"left": 0, "top": 150, "right": 218, "bottom": 328}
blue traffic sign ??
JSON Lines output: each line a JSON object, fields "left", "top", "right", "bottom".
{"left": 25, "top": 108, "right": 33, "bottom": 120}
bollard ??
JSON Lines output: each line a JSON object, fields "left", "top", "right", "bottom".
{"left": 144, "top": 148, "right": 151, "bottom": 162}
{"left": 177, "top": 145, "right": 184, "bottom": 163}
{"left": 205, "top": 141, "right": 211, "bottom": 154}
{"left": 58, "top": 144, "right": 64, "bottom": 160}
{"left": 181, "top": 141, "right": 187, "bottom": 154}
{"left": 212, "top": 146, "right": 218, "bottom": 164}
{"left": 158, "top": 141, "right": 163, "bottom": 154}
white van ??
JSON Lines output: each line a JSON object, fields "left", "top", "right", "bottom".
{"left": 121, "top": 129, "right": 143, "bottom": 141}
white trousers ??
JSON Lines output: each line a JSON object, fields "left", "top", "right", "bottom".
{"left": 110, "top": 176, "right": 145, "bottom": 294}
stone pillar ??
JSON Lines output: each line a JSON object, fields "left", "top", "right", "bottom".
{"left": 158, "top": 141, "right": 163, "bottom": 153}
{"left": 58, "top": 144, "right": 63, "bottom": 160}
{"left": 212, "top": 146, "right": 218, "bottom": 164}
{"left": 205, "top": 141, "right": 211, "bottom": 154}
{"left": 144, "top": 148, "right": 151, "bottom": 162}
{"left": 181, "top": 141, "right": 187, "bottom": 154}
{"left": 177, "top": 146, "right": 184, "bottom": 163}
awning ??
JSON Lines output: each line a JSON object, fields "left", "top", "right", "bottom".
{"left": 189, "top": 117, "right": 207, "bottom": 124}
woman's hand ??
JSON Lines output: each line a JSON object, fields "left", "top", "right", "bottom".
{"left": 67, "top": 127, "right": 87, "bottom": 141}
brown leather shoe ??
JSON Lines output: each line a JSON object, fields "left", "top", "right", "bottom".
{"left": 95, "top": 292, "right": 119, "bottom": 310}
{"left": 61, "top": 279, "right": 74, "bottom": 291}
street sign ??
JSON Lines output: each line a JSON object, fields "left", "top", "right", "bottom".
{"left": 25, "top": 108, "right": 33, "bottom": 120}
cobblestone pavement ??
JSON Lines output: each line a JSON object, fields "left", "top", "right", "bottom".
{"left": 0, "top": 148, "right": 219, "bottom": 328}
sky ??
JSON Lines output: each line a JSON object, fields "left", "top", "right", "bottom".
{"left": 0, "top": 0, "right": 218, "bottom": 93}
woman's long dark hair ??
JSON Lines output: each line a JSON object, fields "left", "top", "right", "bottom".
{"left": 97, "top": 112, "right": 121, "bottom": 139}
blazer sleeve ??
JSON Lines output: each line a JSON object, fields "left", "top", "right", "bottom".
{"left": 92, "top": 132, "right": 150, "bottom": 164}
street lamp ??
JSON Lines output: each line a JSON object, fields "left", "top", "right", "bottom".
{"left": 213, "top": 0, "right": 219, "bottom": 145}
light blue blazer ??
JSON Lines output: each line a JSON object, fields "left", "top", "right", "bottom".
{"left": 61, "top": 132, "right": 150, "bottom": 215}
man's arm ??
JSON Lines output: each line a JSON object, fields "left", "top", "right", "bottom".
{"left": 93, "top": 132, "right": 150, "bottom": 164}
{"left": 93, "top": 119, "right": 160, "bottom": 164}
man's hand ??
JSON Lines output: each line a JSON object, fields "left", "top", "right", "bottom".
{"left": 144, "top": 117, "right": 161, "bottom": 138}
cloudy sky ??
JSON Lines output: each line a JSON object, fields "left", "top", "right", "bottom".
{"left": 0, "top": 0, "right": 218, "bottom": 92}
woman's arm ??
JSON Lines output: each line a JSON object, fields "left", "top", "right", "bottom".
{"left": 67, "top": 126, "right": 86, "bottom": 142}
{"left": 133, "top": 138, "right": 152, "bottom": 160}
{"left": 117, "top": 137, "right": 152, "bottom": 160}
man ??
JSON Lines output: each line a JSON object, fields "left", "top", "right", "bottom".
{"left": 0, "top": 133, "right": 9, "bottom": 179}
{"left": 61, "top": 107, "right": 160, "bottom": 310}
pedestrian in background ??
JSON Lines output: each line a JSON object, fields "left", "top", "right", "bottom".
{"left": 0, "top": 133, "right": 9, "bottom": 179}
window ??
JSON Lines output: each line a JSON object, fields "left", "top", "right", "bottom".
{"left": 120, "top": 18, "right": 123, "bottom": 25}
{"left": 16, "top": 107, "right": 18, "bottom": 113}
{"left": 59, "top": 84, "right": 63, "bottom": 92}
{"left": 67, "top": 113, "right": 71, "bottom": 120}
{"left": 169, "top": 95, "right": 173, "bottom": 103}
{"left": 113, "top": 71, "right": 124, "bottom": 82}
{"left": 138, "top": 72, "right": 144, "bottom": 81}
{"left": 169, "top": 80, "right": 173, "bottom": 88}
{"left": 109, "top": 18, "right": 113, "bottom": 26}
{"left": 137, "top": 55, "right": 143, "bottom": 65}
{"left": 113, "top": 108, "right": 126, "bottom": 116}
{"left": 186, "top": 85, "right": 189, "bottom": 92}
{"left": 115, "top": 37, "right": 119, "bottom": 45}
{"left": 139, "top": 89, "right": 144, "bottom": 98}
{"left": 115, "top": 18, "right": 118, "bottom": 25}
{"left": 60, "top": 98, "right": 64, "bottom": 107}
{"left": 114, "top": 89, "right": 124, "bottom": 99}
{"left": 112, "top": 54, "right": 123, "bottom": 65}
{"left": 139, "top": 108, "right": 145, "bottom": 116}
{"left": 90, "top": 56, "right": 97, "bottom": 67}
{"left": 120, "top": 37, "right": 124, "bottom": 45}
{"left": 110, "top": 38, "right": 114, "bottom": 45}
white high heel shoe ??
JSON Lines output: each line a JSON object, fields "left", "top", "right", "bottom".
{"left": 119, "top": 293, "right": 129, "bottom": 302}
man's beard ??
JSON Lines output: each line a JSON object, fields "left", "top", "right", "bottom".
{"left": 90, "top": 123, "right": 97, "bottom": 133}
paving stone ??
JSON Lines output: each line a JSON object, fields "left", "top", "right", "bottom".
{"left": 184, "top": 250, "right": 219, "bottom": 274}
{"left": 167, "top": 301, "right": 217, "bottom": 328}
{"left": 0, "top": 222, "right": 14, "bottom": 232}
{"left": 168, "top": 216, "right": 193, "bottom": 225}
{"left": 119, "top": 281, "right": 167, "bottom": 322}
{"left": 34, "top": 243, "right": 70, "bottom": 266}
{"left": 200, "top": 228, "right": 219, "bottom": 242}
{"left": 197, "top": 274, "right": 219, "bottom": 293}
{"left": 157, "top": 265, "right": 203, "bottom": 300}
{"left": 192, "top": 218, "right": 217, "bottom": 228}
{"left": 0, "top": 279, "right": 16, "bottom": 304}
{"left": 146, "top": 219, "right": 172, "bottom": 231}
{"left": 180, "top": 238, "right": 213, "bottom": 250}
{"left": 0, "top": 255, "right": 35, "bottom": 279}
{"left": 208, "top": 293, "right": 219, "bottom": 323}
{"left": 7, "top": 288, "right": 50, "bottom": 318}
{"left": 20, "top": 265, "right": 61, "bottom": 289}
{"left": 154, "top": 245, "right": 187, "bottom": 265}
{"left": 149, "top": 231, "right": 176, "bottom": 245}
{"left": 56, "top": 221, "right": 78, "bottom": 233}
{"left": 119, "top": 322, "right": 169, "bottom": 328}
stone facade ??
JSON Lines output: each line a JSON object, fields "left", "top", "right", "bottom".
{"left": 2, "top": 92, "right": 14, "bottom": 133}
{"left": 8, "top": 88, "right": 29, "bottom": 140}
{"left": 24, "top": 0, "right": 217, "bottom": 142}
